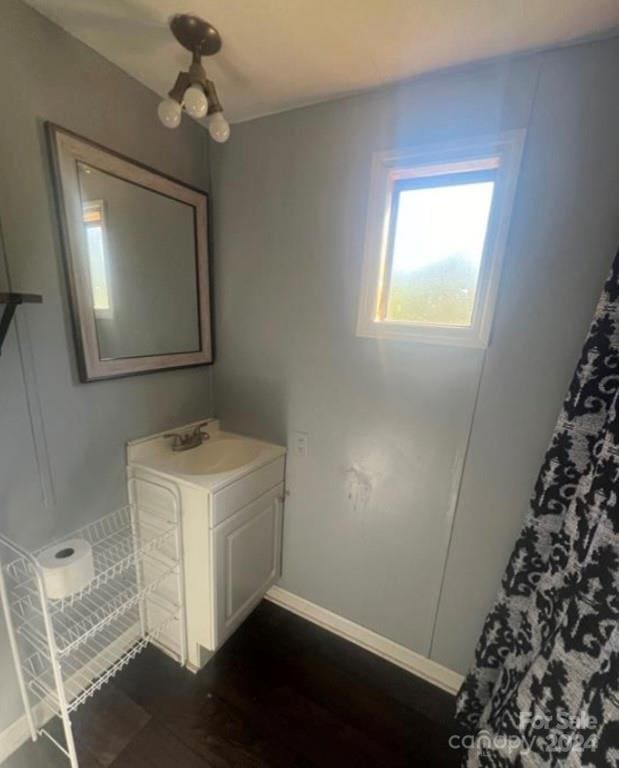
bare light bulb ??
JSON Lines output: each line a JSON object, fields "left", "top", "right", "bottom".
{"left": 157, "top": 98, "right": 182, "bottom": 129}
{"left": 208, "top": 112, "right": 230, "bottom": 143}
{"left": 183, "top": 85, "right": 208, "bottom": 118}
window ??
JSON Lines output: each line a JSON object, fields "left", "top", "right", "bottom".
{"left": 82, "top": 200, "right": 113, "bottom": 319}
{"left": 357, "top": 133, "right": 525, "bottom": 347}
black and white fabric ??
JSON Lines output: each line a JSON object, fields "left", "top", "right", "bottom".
{"left": 456, "top": 250, "right": 619, "bottom": 767}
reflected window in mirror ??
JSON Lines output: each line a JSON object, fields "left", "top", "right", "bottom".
{"left": 82, "top": 199, "right": 113, "bottom": 320}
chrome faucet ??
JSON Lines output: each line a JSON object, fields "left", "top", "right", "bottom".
{"left": 163, "top": 422, "right": 210, "bottom": 452}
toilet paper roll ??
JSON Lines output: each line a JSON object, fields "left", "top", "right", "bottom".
{"left": 36, "top": 538, "right": 95, "bottom": 600}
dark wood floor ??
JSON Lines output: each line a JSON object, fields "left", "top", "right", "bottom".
{"left": 6, "top": 600, "right": 461, "bottom": 767}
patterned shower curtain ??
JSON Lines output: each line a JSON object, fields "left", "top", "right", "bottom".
{"left": 456, "top": 250, "right": 619, "bottom": 767}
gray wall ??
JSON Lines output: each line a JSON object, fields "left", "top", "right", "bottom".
{"left": 0, "top": 0, "right": 212, "bottom": 731}
{"left": 211, "top": 36, "right": 619, "bottom": 674}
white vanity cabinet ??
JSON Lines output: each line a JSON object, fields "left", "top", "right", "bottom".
{"left": 127, "top": 421, "right": 286, "bottom": 670}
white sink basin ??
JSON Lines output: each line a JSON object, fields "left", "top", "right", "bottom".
{"left": 167, "top": 438, "right": 262, "bottom": 475}
{"left": 127, "top": 420, "right": 286, "bottom": 491}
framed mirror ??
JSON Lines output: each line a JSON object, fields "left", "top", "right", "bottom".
{"left": 47, "top": 124, "right": 212, "bottom": 382}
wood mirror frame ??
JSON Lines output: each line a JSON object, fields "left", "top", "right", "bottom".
{"left": 47, "top": 123, "right": 213, "bottom": 382}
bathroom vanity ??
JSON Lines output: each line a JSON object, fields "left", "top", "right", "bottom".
{"left": 127, "top": 420, "right": 286, "bottom": 670}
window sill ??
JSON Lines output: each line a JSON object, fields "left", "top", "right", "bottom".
{"left": 356, "top": 318, "right": 489, "bottom": 348}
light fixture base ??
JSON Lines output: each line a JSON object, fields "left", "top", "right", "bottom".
{"left": 169, "top": 14, "right": 222, "bottom": 56}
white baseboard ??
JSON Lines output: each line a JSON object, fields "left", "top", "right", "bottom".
{"left": 266, "top": 586, "right": 463, "bottom": 695}
{"left": 0, "top": 711, "right": 32, "bottom": 765}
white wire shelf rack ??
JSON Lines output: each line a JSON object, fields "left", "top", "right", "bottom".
{"left": 22, "top": 605, "right": 176, "bottom": 715}
{"left": 0, "top": 479, "right": 187, "bottom": 768}
{"left": 5, "top": 506, "right": 178, "bottom": 655}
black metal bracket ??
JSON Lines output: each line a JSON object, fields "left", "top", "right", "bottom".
{"left": 0, "top": 293, "right": 43, "bottom": 355}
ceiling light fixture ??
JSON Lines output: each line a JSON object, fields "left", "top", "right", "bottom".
{"left": 158, "top": 13, "right": 230, "bottom": 143}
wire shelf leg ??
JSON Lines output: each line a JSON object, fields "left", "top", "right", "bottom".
{"left": 0, "top": 563, "right": 37, "bottom": 741}
{"left": 128, "top": 475, "right": 187, "bottom": 665}
{"left": 59, "top": 709, "right": 79, "bottom": 768}
{"left": 35, "top": 572, "right": 79, "bottom": 767}
{"left": 175, "top": 509, "right": 187, "bottom": 667}
{"left": 127, "top": 492, "right": 147, "bottom": 641}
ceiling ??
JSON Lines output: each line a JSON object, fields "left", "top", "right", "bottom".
{"left": 24, "top": 0, "right": 619, "bottom": 124}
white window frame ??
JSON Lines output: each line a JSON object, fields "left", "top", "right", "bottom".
{"left": 356, "top": 131, "right": 525, "bottom": 348}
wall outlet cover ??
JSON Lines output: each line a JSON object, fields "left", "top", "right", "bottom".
{"left": 292, "top": 431, "right": 309, "bottom": 457}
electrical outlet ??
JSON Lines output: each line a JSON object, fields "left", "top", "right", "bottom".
{"left": 293, "top": 431, "right": 309, "bottom": 457}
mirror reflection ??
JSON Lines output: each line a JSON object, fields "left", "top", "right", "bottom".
{"left": 77, "top": 162, "right": 200, "bottom": 360}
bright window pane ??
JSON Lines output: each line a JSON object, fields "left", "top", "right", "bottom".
{"left": 85, "top": 225, "right": 111, "bottom": 311}
{"left": 386, "top": 180, "right": 494, "bottom": 326}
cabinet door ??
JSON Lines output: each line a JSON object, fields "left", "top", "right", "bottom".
{"left": 212, "top": 483, "right": 283, "bottom": 647}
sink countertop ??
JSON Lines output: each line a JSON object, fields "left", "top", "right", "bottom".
{"left": 127, "top": 419, "right": 286, "bottom": 493}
